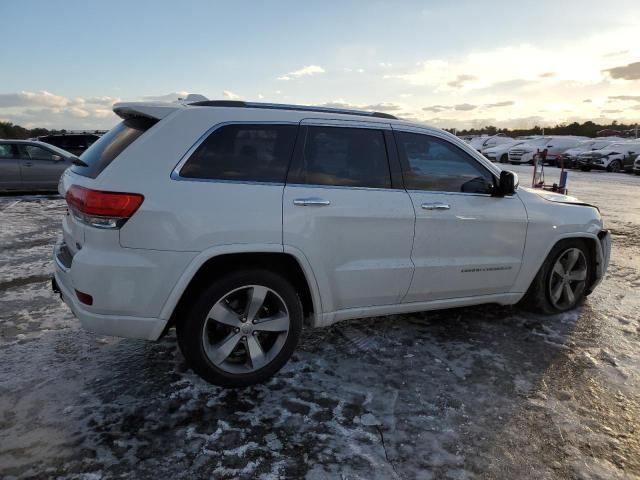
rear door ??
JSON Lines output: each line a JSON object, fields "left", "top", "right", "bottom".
{"left": 18, "top": 144, "right": 69, "bottom": 190}
{"left": 283, "top": 120, "right": 415, "bottom": 313}
{"left": 0, "top": 143, "right": 21, "bottom": 190}
{"left": 394, "top": 128, "right": 527, "bottom": 302}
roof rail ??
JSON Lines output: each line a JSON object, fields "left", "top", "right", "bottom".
{"left": 188, "top": 100, "right": 399, "bottom": 120}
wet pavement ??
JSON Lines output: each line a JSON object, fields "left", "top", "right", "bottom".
{"left": 1, "top": 165, "right": 639, "bottom": 479}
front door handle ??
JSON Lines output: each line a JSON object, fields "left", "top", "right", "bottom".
{"left": 293, "top": 197, "right": 331, "bottom": 207}
{"left": 421, "top": 202, "right": 450, "bottom": 210}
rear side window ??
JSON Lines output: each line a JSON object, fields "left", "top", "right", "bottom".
{"left": 71, "top": 117, "right": 157, "bottom": 178}
{"left": 0, "top": 144, "right": 18, "bottom": 158}
{"left": 179, "top": 124, "right": 298, "bottom": 183}
{"left": 20, "top": 145, "right": 55, "bottom": 160}
{"left": 289, "top": 126, "right": 391, "bottom": 188}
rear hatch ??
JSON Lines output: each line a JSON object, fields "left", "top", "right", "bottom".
{"left": 59, "top": 102, "right": 177, "bottom": 255}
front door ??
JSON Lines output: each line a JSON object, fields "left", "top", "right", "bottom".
{"left": 393, "top": 129, "right": 528, "bottom": 302}
{"left": 283, "top": 122, "right": 415, "bottom": 313}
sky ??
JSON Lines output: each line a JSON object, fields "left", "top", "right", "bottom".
{"left": 1, "top": 0, "right": 639, "bottom": 131}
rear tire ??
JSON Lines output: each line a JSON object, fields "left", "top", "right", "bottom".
{"left": 500, "top": 154, "right": 508, "bottom": 163}
{"left": 519, "top": 239, "right": 591, "bottom": 314}
{"left": 177, "top": 269, "right": 303, "bottom": 387}
{"left": 580, "top": 166, "right": 591, "bottom": 172}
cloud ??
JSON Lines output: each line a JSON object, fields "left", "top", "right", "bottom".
{"left": 0, "top": 91, "right": 69, "bottom": 108}
{"left": 608, "top": 95, "right": 640, "bottom": 102}
{"left": 319, "top": 100, "right": 402, "bottom": 112}
{"left": 539, "top": 72, "right": 556, "bottom": 78}
{"left": 484, "top": 101, "right": 515, "bottom": 108}
{"left": 454, "top": 103, "right": 477, "bottom": 111}
{"left": 603, "top": 50, "right": 629, "bottom": 58}
{"left": 447, "top": 74, "right": 477, "bottom": 88}
{"left": 583, "top": 99, "right": 592, "bottom": 103}
{"left": 223, "top": 90, "right": 242, "bottom": 100}
{"left": 603, "top": 62, "right": 640, "bottom": 80}
{"left": 601, "top": 109, "right": 622, "bottom": 113}
{"left": 422, "top": 105, "right": 449, "bottom": 113}
{"left": 472, "top": 78, "right": 536, "bottom": 94}
{"left": 277, "top": 65, "right": 325, "bottom": 80}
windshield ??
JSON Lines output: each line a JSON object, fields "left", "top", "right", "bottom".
{"left": 529, "top": 137, "right": 551, "bottom": 146}
{"left": 604, "top": 143, "right": 628, "bottom": 151}
{"left": 71, "top": 117, "right": 157, "bottom": 178}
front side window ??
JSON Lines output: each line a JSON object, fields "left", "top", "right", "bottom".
{"left": 396, "top": 132, "right": 494, "bottom": 194}
{"left": 180, "top": 124, "right": 298, "bottom": 183}
{"left": 290, "top": 126, "right": 391, "bottom": 188}
{"left": 20, "top": 145, "right": 55, "bottom": 160}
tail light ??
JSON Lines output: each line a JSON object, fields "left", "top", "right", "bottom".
{"left": 66, "top": 185, "right": 144, "bottom": 229}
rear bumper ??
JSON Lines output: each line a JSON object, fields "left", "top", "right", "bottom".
{"left": 53, "top": 268, "right": 166, "bottom": 339}
{"left": 52, "top": 238, "right": 192, "bottom": 340}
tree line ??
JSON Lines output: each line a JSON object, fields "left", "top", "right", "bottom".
{"left": 2, "top": 119, "right": 638, "bottom": 141}
{"left": 448, "top": 120, "right": 639, "bottom": 138}
{"left": 0, "top": 121, "right": 60, "bottom": 140}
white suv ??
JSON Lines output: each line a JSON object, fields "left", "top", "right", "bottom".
{"left": 52, "top": 98, "right": 611, "bottom": 386}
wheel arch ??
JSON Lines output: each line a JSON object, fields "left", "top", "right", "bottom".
{"left": 159, "top": 246, "right": 322, "bottom": 335}
{"left": 518, "top": 232, "right": 601, "bottom": 301}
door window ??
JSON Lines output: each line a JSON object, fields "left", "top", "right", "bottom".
{"left": 180, "top": 124, "right": 298, "bottom": 183}
{"left": 0, "top": 144, "right": 18, "bottom": 158}
{"left": 289, "top": 126, "right": 391, "bottom": 188}
{"left": 396, "top": 132, "right": 494, "bottom": 194}
{"left": 20, "top": 145, "right": 55, "bottom": 160}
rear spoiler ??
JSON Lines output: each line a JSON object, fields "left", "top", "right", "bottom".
{"left": 112, "top": 102, "right": 181, "bottom": 121}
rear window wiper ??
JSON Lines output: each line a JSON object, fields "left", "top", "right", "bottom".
{"left": 71, "top": 156, "right": 89, "bottom": 167}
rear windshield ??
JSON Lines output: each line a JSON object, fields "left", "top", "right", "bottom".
{"left": 71, "top": 117, "right": 157, "bottom": 178}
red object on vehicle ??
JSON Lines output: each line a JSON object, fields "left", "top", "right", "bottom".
{"left": 66, "top": 185, "right": 144, "bottom": 218}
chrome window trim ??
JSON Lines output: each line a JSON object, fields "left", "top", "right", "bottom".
{"left": 299, "top": 118, "right": 392, "bottom": 130}
{"left": 170, "top": 120, "right": 299, "bottom": 184}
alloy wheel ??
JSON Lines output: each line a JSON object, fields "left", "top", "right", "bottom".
{"left": 201, "top": 285, "right": 290, "bottom": 374}
{"left": 548, "top": 248, "right": 588, "bottom": 310}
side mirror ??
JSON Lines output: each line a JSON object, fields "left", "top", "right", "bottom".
{"left": 52, "top": 154, "right": 63, "bottom": 162}
{"left": 497, "top": 170, "right": 517, "bottom": 196}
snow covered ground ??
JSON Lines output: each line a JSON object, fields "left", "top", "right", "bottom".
{"left": 1, "top": 165, "right": 639, "bottom": 479}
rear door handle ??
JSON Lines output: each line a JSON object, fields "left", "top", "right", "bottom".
{"left": 293, "top": 197, "right": 331, "bottom": 206}
{"left": 421, "top": 202, "right": 450, "bottom": 210}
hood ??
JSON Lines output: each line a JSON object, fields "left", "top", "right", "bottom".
{"left": 522, "top": 187, "right": 599, "bottom": 210}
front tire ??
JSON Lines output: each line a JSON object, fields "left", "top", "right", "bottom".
{"left": 607, "top": 160, "right": 621, "bottom": 173}
{"left": 500, "top": 154, "right": 508, "bottom": 163}
{"left": 177, "top": 270, "right": 303, "bottom": 387}
{"left": 520, "top": 239, "right": 591, "bottom": 314}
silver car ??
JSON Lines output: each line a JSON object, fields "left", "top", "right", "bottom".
{"left": 0, "top": 140, "right": 75, "bottom": 192}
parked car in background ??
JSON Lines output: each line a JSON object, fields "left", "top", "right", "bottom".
{"left": 0, "top": 140, "right": 76, "bottom": 192}
{"left": 37, "top": 132, "right": 102, "bottom": 156}
{"left": 469, "top": 134, "right": 515, "bottom": 152}
{"left": 52, "top": 97, "right": 611, "bottom": 386}
{"left": 576, "top": 141, "right": 640, "bottom": 172}
{"left": 556, "top": 139, "right": 623, "bottom": 168}
{"left": 509, "top": 136, "right": 588, "bottom": 165}
{"left": 483, "top": 140, "right": 525, "bottom": 163}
